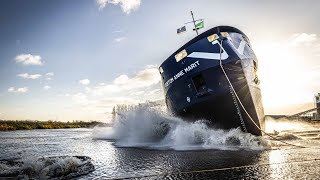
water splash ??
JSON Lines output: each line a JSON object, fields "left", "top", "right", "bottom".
{"left": 93, "top": 105, "right": 269, "bottom": 150}
{"left": 0, "top": 156, "right": 94, "bottom": 179}
{"left": 265, "top": 116, "right": 316, "bottom": 133}
{"left": 264, "top": 116, "right": 320, "bottom": 144}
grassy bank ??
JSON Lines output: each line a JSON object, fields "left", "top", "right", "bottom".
{"left": 0, "top": 120, "right": 108, "bottom": 131}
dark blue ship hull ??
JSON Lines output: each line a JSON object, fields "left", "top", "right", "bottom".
{"left": 159, "top": 26, "right": 265, "bottom": 136}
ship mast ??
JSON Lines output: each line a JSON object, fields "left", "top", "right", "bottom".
{"left": 183, "top": 11, "right": 203, "bottom": 36}
{"left": 190, "top": 11, "right": 198, "bottom": 35}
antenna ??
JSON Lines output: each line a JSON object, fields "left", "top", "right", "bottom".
{"left": 191, "top": 11, "right": 198, "bottom": 35}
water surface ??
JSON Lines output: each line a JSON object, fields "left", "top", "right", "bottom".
{"left": 1, "top": 110, "right": 320, "bottom": 179}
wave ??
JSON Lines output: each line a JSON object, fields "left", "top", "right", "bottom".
{"left": 93, "top": 105, "right": 270, "bottom": 150}
{"left": 0, "top": 156, "right": 94, "bottom": 179}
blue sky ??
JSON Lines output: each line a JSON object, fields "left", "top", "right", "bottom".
{"left": 1, "top": 0, "right": 320, "bottom": 121}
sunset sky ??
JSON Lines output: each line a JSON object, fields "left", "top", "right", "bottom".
{"left": 1, "top": 0, "right": 320, "bottom": 121}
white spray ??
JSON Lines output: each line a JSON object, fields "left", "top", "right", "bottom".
{"left": 93, "top": 104, "right": 269, "bottom": 150}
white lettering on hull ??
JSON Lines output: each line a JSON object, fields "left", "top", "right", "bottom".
{"left": 164, "top": 38, "right": 249, "bottom": 88}
{"left": 164, "top": 60, "right": 200, "bottom": 88}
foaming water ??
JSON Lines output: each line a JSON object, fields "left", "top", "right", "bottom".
{"left": 263, "top": 116, "right": 320, "bottom": 144}
{"left": 93, "top": 105, "right": 269, "bottom": 150}
{"left": 0, "top": 156, "right": 94, "bottom": 179}
{"left": 265, "top": 116, "right": 316, "bottom": 133}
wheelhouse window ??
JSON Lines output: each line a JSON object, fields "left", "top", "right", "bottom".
{"left": 175, "top": 49, "right": 188, "bottom": 62}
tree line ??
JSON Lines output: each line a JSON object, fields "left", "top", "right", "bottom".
{"left": 0, "top": 120, "right": 107, "bottom": 131}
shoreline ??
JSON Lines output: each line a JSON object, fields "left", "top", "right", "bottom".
{"left": 0, "top": 120, "right": 110, "bottom": 131}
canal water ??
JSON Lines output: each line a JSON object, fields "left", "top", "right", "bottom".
{"left": 1, "top": 108, "right": 320, "bottom": 179}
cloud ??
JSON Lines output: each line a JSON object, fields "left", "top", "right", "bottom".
{"left": 8, "top": 87, "right": 28, "bottom": 93}
{"left": 94, "top": 97, "right": 140, "bottom": 109}
{"left": 114, "top": 37, "right": 127, "bottom": 43}
{"left": 112, "top": 30, "right": 124, "bottom": 33}
{"left": 72, "top": 93, "right": 88, "bottom": 104}
{"left": 287, "top": 33, "right": 320, "bottom": 59}
{"left": 68, "top": 66, "right": 162, "bottom": 121}
{"left": 253, "top": 32, "right": 320, "bottom": 112}
{"left": 148, "top": 88, "right": 161, "bottom": 95}
{"left": 315, "top": 44, "right": 320, "bottom": 56}
{"left": 290, "top": 33, "right": 317, "bottom": 46}
{"left": 97, "top": 0, "right": 141, "bottom": 14}
{"left": 89, "top": 66, "right": 160, "bottom": 96}
{"left": 113, "top": 74, "right": 129, "bottom": 85}
{"left": 97, "top": 0, "right": 108, "bottom": 9}
{"left": 45, "top": 72, "right": 54, "bottom": 80}
{"left": 43, "top": 85, "right": 51, "bottom": 90}
{"left": 7, "top": 87, "right": 14, "bottom": 92}
{"left": 17, "top": 73, "right": 42, "bottom": 79}
{"left": 15, "top": 54, "right": 43, "bottom": 65}
{"left": 126, "top": 68, "right": 160, "bottom": 88}
{"left": 46, "top": 72, "right": 54, "bottom": 76}
{"left": 79, "top": 79, "right": 90, "bottom": 85}
{"left": 88, "top": 84, "right": 120, "bottom": 96}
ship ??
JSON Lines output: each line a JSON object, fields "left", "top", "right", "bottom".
{"left": 159, "top": 26, "right": 265, "bottom": 136}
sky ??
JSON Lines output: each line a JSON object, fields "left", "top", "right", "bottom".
{"left": 1, "top": 0, "right": 320, "bottom": 122}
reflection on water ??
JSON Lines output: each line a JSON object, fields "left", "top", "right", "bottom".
{"left": 269, "top": 150, "right": 288, "bottom": 179}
